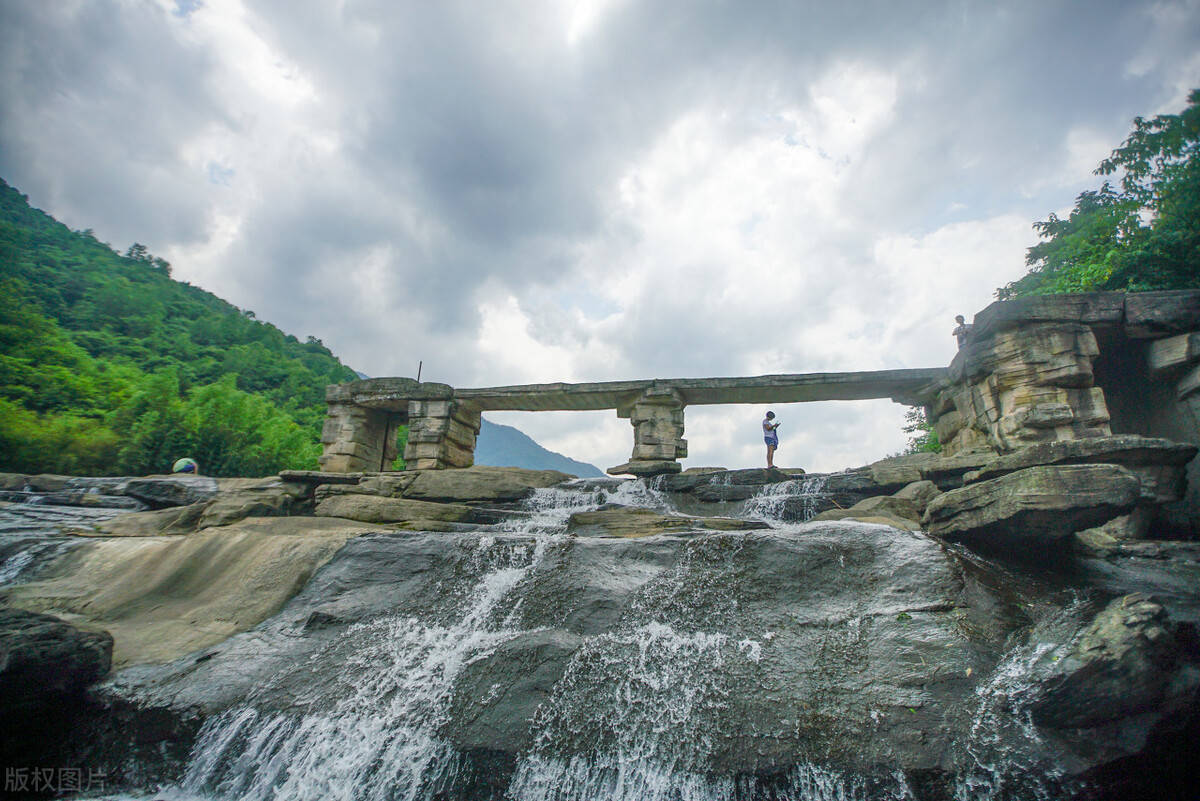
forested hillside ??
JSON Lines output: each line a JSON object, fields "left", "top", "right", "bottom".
{"left": 0, "top": 179, "right": 357, "bottom": 476}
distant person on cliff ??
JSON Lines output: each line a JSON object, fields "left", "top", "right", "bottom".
{"left": 763, "top": 411, "right": 780, "bottom": 469}
{"left": 952, "top": 315, "right": 973, "bottom": 349}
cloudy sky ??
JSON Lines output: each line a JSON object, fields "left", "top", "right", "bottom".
{"left": 2, "top": 0, "right": 1198, "bottom": 473}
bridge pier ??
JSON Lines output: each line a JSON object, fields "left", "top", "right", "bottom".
{"left": 607, "top": 386, "right": 688, "bottom": 477}
{"left": 403, "top": 400, "right": 481, "bottom": 470}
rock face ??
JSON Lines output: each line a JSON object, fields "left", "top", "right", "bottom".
{"left": 0, "top": 608, "right": 113, "bottom": 769}
{"left": 1029, "top": 594, "right": 1198, "bottom": 730}
{"left": 403, "top": 465, "right": 573, "bottom": 502}
{"left": 0, "top": 607, "right": 112, "bottom": 718}
{"left": 2, "top": 517, "right": 383, "bottom": 667}
{"left": 3, "top": 461, "right": 1199, "bottom": 800}
{"left": 565, "top": 506, "right": 764, "bottom": 538}
{"left": 924, "top": 464, "right": 1141, "bottom": 552}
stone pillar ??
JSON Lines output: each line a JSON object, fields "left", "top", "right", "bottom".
{"left": 932, "top": 323, "right": 1112, "bottom": 455}
{"left": 608, "top": 386, "right": 687, "bottom": 477}
{"left": 319, "top": 402, "right": 395, "bottom": 473}
{"left": 403, "top": 400, "right": 482, "bottom": 471}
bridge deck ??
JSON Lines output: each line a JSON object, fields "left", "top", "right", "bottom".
{"left": 343, "top": 369, "right": 947, "bottom": 412}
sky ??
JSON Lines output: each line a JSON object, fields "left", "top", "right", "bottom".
{"left": 2, "top": 0, "right": 1199, "bottom": 474}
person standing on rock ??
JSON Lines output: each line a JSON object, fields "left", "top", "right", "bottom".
{"left": 763, "top": 411, "right": 780, "bottom": 469}
{"left": 952, "top": 315, "right": 973, "bottom": 349}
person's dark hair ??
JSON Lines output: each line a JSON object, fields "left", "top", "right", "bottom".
{"left": 766, "top": 411, "right": 775, "bottom": 418}
{"left": 955, "top": 315, "right": 965, "bottom": 323}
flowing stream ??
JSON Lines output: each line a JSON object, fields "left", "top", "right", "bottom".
{"left": 38, "top": 476, "right": 1067, "bottom": 801}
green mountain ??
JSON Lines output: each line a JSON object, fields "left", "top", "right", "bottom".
{"left": 0, "top": 178, "right": 357, "bottom": 476}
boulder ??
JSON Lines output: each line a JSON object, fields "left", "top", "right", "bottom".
{"left": 279, "top": 470, "right": 363, "bottom": 485}
{"left": 0, "top": 608, "right": 112, "bottom": 719}
{"left": 861, "top": 451, "right": 997, "bottom": 491}
{"left": 0, "top": 473, "right": 29, "bottom": 491}
{"left": 808, "top": 509, "right": 921, "bottom": 531}
{"left": 1124, "top": 289, "right": 1200, "bottom": 338}
{"left": 92, "top": 503, "right": 208, "bottom": 537}
{"left": 3, "top": 516, "right": 382, "bottom": 667}
{"left": 964, "top": 435, "right": 1197, "bottom": 503}
{"left": 1029, "top": 594, "right": 1198, "bottom": 729}
{"left": 810, "top": 495, "right": 924, "bottom": 530}
{"left": 444, "top": 628, "right": 583, "bottom": 751}
{"left": 27, "top": 474, "right": 73, "bottom": 493}
{"left": 124, "top": 476, "right": 221, "bottom": 508}
{"left": 402, "top": 465, "right": 572, "bottom": 503}
{"left": 893, "top": 480, "right": 942, "bottom": 515}
{"left": 566, "top": 506, "right": 765, "bottom": 538}
{"left": 315, "top": 494, "right": 477, "bottom": 524}
{"left": 924, "top": 464, "right": 1141, "bottom": 553}
{"left": 38, "top": 491, "right": 147, "bottom": 510}
{"left": 606, "top": 459, "right": 683, "bottom": 477}
{"left": 196, "top": 480, "right": 308, "bottom": 529}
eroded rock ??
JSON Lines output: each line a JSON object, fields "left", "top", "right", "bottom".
{"left": 566, "top": 506, "right": 764, "bottom": 538}
{"left": 924, "top": 464, "right": 1141, "bottom": 553}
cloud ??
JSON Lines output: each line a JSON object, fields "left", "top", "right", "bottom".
{"left": 2, "top": 0, "right": 1198, "bottom": 472}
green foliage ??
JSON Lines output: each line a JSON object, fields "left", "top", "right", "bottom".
{"left": 902, "top": 407, "right": 941, "bottom": 454}
{"left": 999, "top": 89, "right": 1200, "bottom": 299}
{"left": 0, "top": 178, "right": 358, "bottom": 476}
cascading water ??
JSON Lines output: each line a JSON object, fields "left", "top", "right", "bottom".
{"left": 85, "top": 477, "right": 1077, "bottom": 801}
{"left": 742, "top": 475, "right": 830, "bottom": 523}
{"left": 0, "top": 500, "right": 116, "bottom": 586}
{"left": 178, "top": 536, "right": 552, "bottom": 801}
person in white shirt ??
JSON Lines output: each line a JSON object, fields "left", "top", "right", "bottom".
{"left": 762, "top": 411, "right": 780, "bottom": 469}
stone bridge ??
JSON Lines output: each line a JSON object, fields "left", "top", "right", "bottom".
{"left": 320, "top": 289, "right": 1200, "bottom": 479}
{"left": 319, "top": 369, "right": 946, "bottom": 475}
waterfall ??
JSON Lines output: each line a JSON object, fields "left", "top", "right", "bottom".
{"left": 742, "top": 475, "right": 829, "bottom": 523}
{"left": 181, "top": 536, "right": 551, "bottom": 801}
{"left": 78, "top": 477, "right": 1082, "bottom": 801}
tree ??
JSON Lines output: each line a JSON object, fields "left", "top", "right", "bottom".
{"left": 902, "top": 407, "right": 940, "bottom": 454}
{"left": 999, "top": 89, "right": 1200, "bottom": 299}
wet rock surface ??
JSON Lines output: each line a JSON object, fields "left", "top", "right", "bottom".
{"left": 925, "top": 463, "right": 1142, "bottom": 553}
{"left": 0, "top": 464, "right": 1197, "bottom": 800}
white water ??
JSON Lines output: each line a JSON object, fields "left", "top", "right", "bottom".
{"left": 85, "top": 478, "right": 1060, "bottom": 801}
{"left": 742, "top": 475, "right": 830, "bottom": 523}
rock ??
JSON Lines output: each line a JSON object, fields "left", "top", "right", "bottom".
{"left": 969, "top": 291, "right": 1126, "bottom": 338}
{"left": 92, "top": 503, "right": 208, "bottom": 536}
{"left": 861, "top": 451, "right": 997, "bottom": 491}
{"left": 279, "top": 470, "right": 364, "bottom": 485}
{"left": 1029, "top": 594, "right": 1198, "bottom": 729}
{"left": 606, "top": 459, "right": 683, "bottom": 477}
{"left": 963, "top": 435, "right": 1197, "bottom": 504}
{"left": 444, "top": 628, "right": 583, "bottom": 751}
{"left": 847, "top": 494, "right": 921, "bottom": 522}
{"left": 0, "top": 608, "right": 113, "bottom": 718}
{"left": 894, "top": 480, "right": 942, "bottom": 515}
{"left": 924, "top": 464, "right": 1141, "bottom": 553}
{"left": 27, "top": 474, "right": 73, "bottom": 492}
{"left": 37, "top": 491, "right": 147, "bottom": 510}
{"left": 662, "top": 467, "right": 804, "bottom": 493}
{"left": 0, "top": 472, "right": 29, "bottom": 490}
{"left": 1124, "top": 289, "right": 1200, "bottom": 339}
{"left": 358, "top": 472, "right": 419, "bottom": 497}
{"left": 1074, "top": 509, "right": 1157, "bottom": 554}
{"left": 196, "top": 481, "right": 307, "bottom": 529}
{"left": 402, "top": 465, "right": 572, "bottom": 502}
{"left": 566, "top": 506, "right": 765, "bottom": 538}
{"left": 124, "top": 476, "right": 221, "bottom": 508}
{"left": 315, "top": 494, "right": 478, "bottom": 525}
{"left": 808, "top": 509, "right": 921, "bottom": 531}
{"left": 2, "top": 516, "right": 382, "bottom": 667}
{"left": 0, "top": 608, "right": 114, "bottom": 769}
